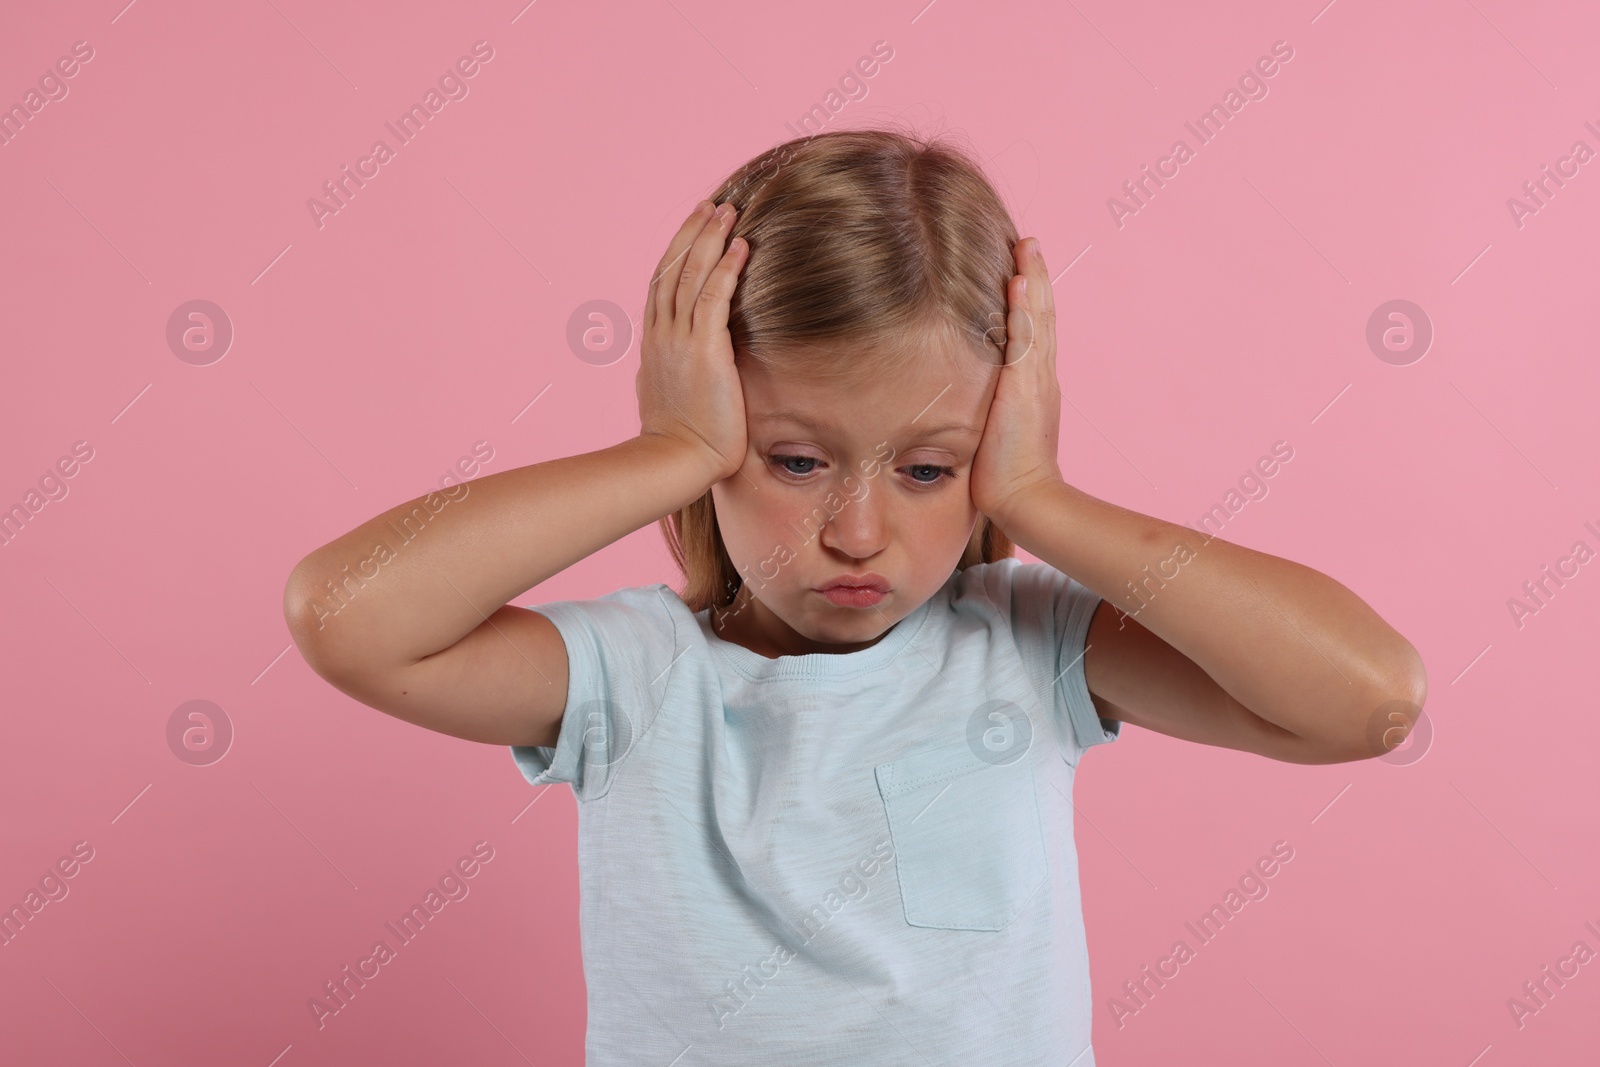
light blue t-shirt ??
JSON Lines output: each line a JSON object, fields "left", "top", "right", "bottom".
{"left": 511, "top": 557, "right": 1120, "bottom": 1065}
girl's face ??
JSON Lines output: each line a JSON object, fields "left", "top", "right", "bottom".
{"left": 709, "top": 341, "right": 999, "bottom": 658}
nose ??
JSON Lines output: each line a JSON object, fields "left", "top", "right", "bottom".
{"left": 817, "top": 480, "right": 888, "bottom": 561}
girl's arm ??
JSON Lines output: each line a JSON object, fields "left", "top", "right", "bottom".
{"left": 283, "top": 198, "right": 751, "bottom": 747}
{"left": 283, "top": 435, "right": 722, "bottom": 747}
{"left": 972, "top": 237, "right": 1426, "bottom": 765}
{"left": 1008, "top": 487, "right": 1426, "bottom": 765}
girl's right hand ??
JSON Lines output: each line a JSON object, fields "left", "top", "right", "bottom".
{"left": 636, "top": 199, "right": 751, "bottom": 483}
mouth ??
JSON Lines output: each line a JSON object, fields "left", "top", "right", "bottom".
{"left": 816, "top": 574, "right": 890, "bottom": 608}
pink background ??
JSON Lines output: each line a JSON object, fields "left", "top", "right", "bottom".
{"left": 3, "top": 0, "right": 1597, "bottom": 1063}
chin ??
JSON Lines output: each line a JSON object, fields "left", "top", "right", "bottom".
{"left": 809, "top": 597, "right": 897, "bottom": 629}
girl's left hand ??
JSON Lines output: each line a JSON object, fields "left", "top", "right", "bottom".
{"left": 969, "top": 237, "right": 1066, "bottom": 527}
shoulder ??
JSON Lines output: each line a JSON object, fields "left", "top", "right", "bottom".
{"left": 948, "top": 557, "right": 1087, "bottom": 613}
{"left": 533, "top": 581, "right": 688, "bottom": 618}
{"left": 947, "top": 557, "right": 1022, "bottom": 604}
{"left": 524, "top": 582, "right": 694, "bottom": 651}
{"left": 601, "top": 582, "right": 690, "bottom": 617}
{"left": 946, "top": 559, "right": 1102, "bottom": 660}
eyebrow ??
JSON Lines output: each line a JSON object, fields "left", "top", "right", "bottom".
{"left": 755, "top": 410, "right": 980, "bottom": 439}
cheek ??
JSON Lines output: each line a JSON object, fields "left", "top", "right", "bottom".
{"left": 912, "top": 506, "right": 982, "bottom": 587}
{"left": 710, "top": 481, "right": 791, "bottom": 562}
{"left": 921, "top": 478, "right": 977, "bottom": 524}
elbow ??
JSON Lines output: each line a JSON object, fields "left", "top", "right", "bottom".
{"left": 284, "top": 556, "right": 405, "bottom": 691}
{"left": 1349, "top": 642, "right": 1429, "bottom": 764}
{"left": 283, "top": 557, "right": 321, "bottom": 640}
{"left": 283, "top": 557, "right": 342, "bottom": 675}
{"left": 1256, "top": 643, "right": 1429, "bottom": 766}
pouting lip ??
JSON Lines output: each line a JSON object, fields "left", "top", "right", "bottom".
{"left": 816, "top": 573, "right": 890, "bottom": 593}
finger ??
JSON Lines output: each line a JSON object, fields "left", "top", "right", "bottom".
{"left": 674, "top": 203, "right": 737, "bottom": 327}
{"left": 998, "top": 263, "right": 1036, "bottom": 371}
{"left": 1001, "top": 244, "right": 1043, "bottom": 374}
{"left": 1016, "top": 238, "right": 1057, "bottom": 370}
{"left": 648, "top": 201, "right": 717, "bottom": 331}
{"left": 692, "top": 234, "right": 748, "bottom": 339}
{"left": 1005, "top": 271, "right": 1036, "bottom": 368}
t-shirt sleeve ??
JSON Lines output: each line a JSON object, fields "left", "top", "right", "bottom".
{"left": 1004, "top": 560, "right": 1121, "bottom": 766}
{"left": 508, "top": 583, "right": 682, "bottom": 801}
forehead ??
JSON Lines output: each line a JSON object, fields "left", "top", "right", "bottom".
{"left": 743, "top": 344, "right": 996, "bottom": 441}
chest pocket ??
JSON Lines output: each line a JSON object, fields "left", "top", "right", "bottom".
{"left": 874, "top": 741, "right": 1049, "bottom": 931}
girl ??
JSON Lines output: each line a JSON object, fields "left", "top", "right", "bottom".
{"left": 284, "top": 127, "right": 1427, "bottom": 1065}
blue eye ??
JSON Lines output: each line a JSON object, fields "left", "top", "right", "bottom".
{"left": 903, "top": 464, "right": 955, "bottom": 486}
{"left": 768, "top": 455, "right": 955, "bottom": 488}
{"left": 771, "top": 455, "right": 819, "bottom": 476}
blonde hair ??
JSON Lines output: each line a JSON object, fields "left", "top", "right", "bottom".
{"left": 657, "top": 124, "right": 1021, "bottom": 614}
